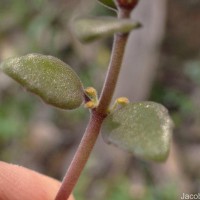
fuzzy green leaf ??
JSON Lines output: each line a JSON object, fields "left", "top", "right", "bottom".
{"left": 72, "top": 17, "right": 141, "bottom": 43}
{"left": 102, "top": 102, "right": 173, "bottom": 162}
{"left": 0, "top": 54, "right": 84, "bottom": 110}
{"left": 97, "top": 0, "right": 117, "bottom": 10}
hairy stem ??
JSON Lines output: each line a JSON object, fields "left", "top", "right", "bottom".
{"left": 55, "top": 9, "right": 131, "bottom": 200}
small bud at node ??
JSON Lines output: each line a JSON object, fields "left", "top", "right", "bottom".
{"left": 85, "top": 87, "right": 96, "bottom": 96}
{"left": 84, "top": 101, "right": 96, "bottom": 109}
{"left": 109, "top": 97, "right": 130, "bottom": 113}
{"left": 84, "top": 87, "right": 98, "bottom": 100}
{"left": 117, "top": 97, "right": 130, "bottom": 105}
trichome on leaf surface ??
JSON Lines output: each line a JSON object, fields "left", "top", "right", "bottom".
{"left": 0, "top": 0, "right": 173, "bottom": 200}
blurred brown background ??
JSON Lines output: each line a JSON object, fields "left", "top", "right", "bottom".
{"left": 0, "top": 0, "right": 200, "bottom": 199}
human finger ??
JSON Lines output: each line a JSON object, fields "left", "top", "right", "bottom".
{"left": 0, "top": 161, "right": 74, "bottom": 200}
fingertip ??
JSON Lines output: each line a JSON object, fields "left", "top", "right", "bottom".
{"left": 0, "top": 161, "right": 74, "bottom": 200}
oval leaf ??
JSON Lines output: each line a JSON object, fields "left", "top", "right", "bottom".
{"left": 102, "top": 102, "right": 173, "bottom": 162}
{"left": 97, "top": 0, "right": 117, "bottom": 10}
{"left": 72, "top": 17, "right": 141, "bottom": 43}
{"left": 0, "top": 54, "right": 84, "bottom": 110}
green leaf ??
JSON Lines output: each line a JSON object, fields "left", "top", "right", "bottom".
{"left": 0, "top": 54, "right": 84, "bottom": 110}
{"left": 97, "top": 0, "right": 117, "bottom": 10}
{"left": 72, "top": 17, "right": 141, "bottom": 43}
{"left": 102, "top": 102, "right": 173, "bottom": 162}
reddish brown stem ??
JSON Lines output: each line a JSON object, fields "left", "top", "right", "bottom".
{"left": 55, "top": 111, "right": 104, "bottom": 200}
{"left": 55, "top": 9, "right": 131, "bottom": 200}
{"left": 96, "top": 10, "right": 130, "bottom": 115}
{"left": 97, "top": 34, "right": 129, "bottom": 114}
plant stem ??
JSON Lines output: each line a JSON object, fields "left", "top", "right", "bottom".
{"left": 97, "top": 34, "right": 128, "bottom": 114}
{"left": 55, "top": 9, "right": 131, "bottom": 200}
{"left": 97, "top": 10, "right": 131, "bottom": 114}
{"left": 55, "top": 111, "right": 104, "bottom": 200}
